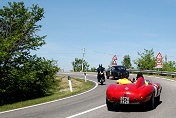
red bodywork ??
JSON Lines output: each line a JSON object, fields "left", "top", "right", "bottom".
{"left": 106, "top": 77, "right": 162, "bottom": 104}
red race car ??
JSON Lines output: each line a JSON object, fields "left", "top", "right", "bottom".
{"left": 106, "top": 77, "right": 162, "bottom": 111}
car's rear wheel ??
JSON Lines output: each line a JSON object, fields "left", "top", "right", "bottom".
{"left": 149, "top": 93, "right": 155, "bottom": 109}
{"left": 155, "top": 95, "right": 160, "bottom": 104}
{"left": 112, "top": 74, "right": 115, "bottom": 80}
{"left": 106, "top": 99, "right": 114, "bottom": 111}
{"left": 106, "top": 75, "right": 109, "bottom": 79}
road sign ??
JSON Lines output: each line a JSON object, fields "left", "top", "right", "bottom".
{"left": 112, "top": 60, "right": 117, "bottom": 65}
{"left": 156, "top": 59, "right": 163, "bottom": 65}
{"left": 156, "top": 52, "right": 163, "bottom": 68}
{"left": 156, "top": 52, "right": 163, "bottom": 59}
{"left": 156, "top": 65, "right": 163, "bottom": 68}
{"left": 112, "top": 55, "right": 117, "bottom": 65}
{"left": 112, "top": 55, "right": 117, "bottom": 60}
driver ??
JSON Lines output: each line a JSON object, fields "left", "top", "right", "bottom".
{"left": 136, "top": 72, "right": 144, "bottom": 80}
{"left": 135, "top": 72, "right": 149, "bottom": 86}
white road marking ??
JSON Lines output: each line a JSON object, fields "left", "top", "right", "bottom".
{"left": 66, "top": 104, "right": 106, "bottom": 118}
{"left": 0, "top": 79, "right": 98, "bottom": 114}
{"left": 155, "top": 77, "right": 160, "bottom": 78}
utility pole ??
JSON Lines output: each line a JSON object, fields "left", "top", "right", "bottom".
{"left": 82, "top": 48, "right": 85, "bottom": 72}
{"left": 165, "top": 54, "right": 167, "bottom": 62}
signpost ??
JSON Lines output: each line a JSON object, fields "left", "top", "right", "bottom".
{"left": 156, "top": 52, "right": 163, "bottom": 68}
{"left": 112, "top": 55, "right": 117, "bottom": 65}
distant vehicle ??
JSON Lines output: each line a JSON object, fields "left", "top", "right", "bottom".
{"left": 106, "top": 65, "right": 129, "bottom": 79}
{"left": 97, "top": 64, "right": 105, "bottom": 85}
{"left": 106, "top": 77, "right": 162, "bottom": 111}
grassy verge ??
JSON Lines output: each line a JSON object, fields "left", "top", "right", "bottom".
{"left": 145, "top": 73, "right": 176, "bottom": 81}
{"left": 131, "top": 72, "right": 176, "bottom": 81}
{"left": 0, "top": 76, "right": 94, "bottom": 112}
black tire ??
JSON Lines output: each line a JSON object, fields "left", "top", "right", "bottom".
{"left": 106, "top": 99, "right": 114, "bottom": 111}
{"left": 112, "top": 75, "right": 115, "bottom": 80}
{"left": 149, "top": 93, "right": 155, "bottom": 110}
{"left": 127, "top": 73, "right": 129, "bottom": 78}
{"left": 155, "top": 95, "right": 160, "bottom": 104}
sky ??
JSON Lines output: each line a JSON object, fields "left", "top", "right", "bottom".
{"left": 1, "top": 0, "right": 176, "bottom": 71}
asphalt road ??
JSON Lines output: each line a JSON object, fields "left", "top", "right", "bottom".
{"left": 1, "top": 72, "right": 176, "bottom": 118}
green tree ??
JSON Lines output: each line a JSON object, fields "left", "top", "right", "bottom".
{"left": 0, "top": 2, "right": 46, "bottom": 75}
{"left": 72, "top": 58, "right": 90, "bottom": 72}
{"left": 134, "top": 49, "right": 157, "bottom": 70}
{"left": 162, "top": 61, "right": 176, "bottom": 72}
{"left": 89, "top": 67, "right": 96, "bottom": 72}
{"left": 0, "top": 2, "right": 59, "bottom": 105}
{"left": 121, "top": 55, "right": 132, "bottom": 69}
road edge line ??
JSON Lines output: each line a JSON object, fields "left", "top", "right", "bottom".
{"left": 0, "top": 79, "right": 98, "bottom": 114}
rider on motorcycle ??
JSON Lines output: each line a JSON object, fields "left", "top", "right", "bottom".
{"left": 97, "top": 64, "right": 105, "bottom": 82}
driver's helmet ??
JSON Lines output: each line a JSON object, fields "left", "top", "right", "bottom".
{"left": 136, "top": 72, "right": 143, "bottom": 80}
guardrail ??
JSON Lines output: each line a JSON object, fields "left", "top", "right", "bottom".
{"left": 127, "top": 69, "right": 176, "bottom": 78}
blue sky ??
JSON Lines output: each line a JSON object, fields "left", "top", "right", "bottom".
{"left": 1, "top": 0, "right": 176, "bottom": 71}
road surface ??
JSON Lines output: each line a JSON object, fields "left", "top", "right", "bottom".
{"left": 1, "top": 72, "right": 176, "bottom": 118}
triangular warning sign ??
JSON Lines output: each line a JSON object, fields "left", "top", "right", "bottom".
{"left": 156, "top": 59, "right": 163, "bottom": 65}
{"left": 112, "top": 55, "right": 117, "bottom": 60}
{"left": 156, "top": 52, "right": 163, "bottom": 59}
{"left": 112, "top": 60, "right": 117, "bottom": 65}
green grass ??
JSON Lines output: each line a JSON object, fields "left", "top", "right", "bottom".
{"left": 131, "top": 72, "right": 176, "bottom": 81}
{"left": 0, "top": 76, "right": 94, "bottom": 112}
{"left": 144, "top": 73, "right": 176, "bottom": 81}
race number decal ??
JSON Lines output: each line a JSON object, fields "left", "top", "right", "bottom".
{"left": 120, "top": 97, "right": 129, "bottom": 104}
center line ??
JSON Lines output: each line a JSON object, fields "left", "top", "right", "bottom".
{"left": 66, "top": 104, "right": 106, "bottom": 118}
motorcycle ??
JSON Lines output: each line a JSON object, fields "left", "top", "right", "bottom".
{"left": 98, "top": 72, "right": 105, "bottom": 85}
{"left": 97, "top": 64, "right": 105, "bottom": 85}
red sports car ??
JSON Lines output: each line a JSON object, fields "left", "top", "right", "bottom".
{"left": 106, "top": 77, "right": 162, "bottom": 111}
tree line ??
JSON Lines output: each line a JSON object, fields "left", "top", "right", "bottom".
{"left": 72, "top": 48, "right": 176, "bottom": 72}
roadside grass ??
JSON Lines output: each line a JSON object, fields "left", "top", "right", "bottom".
{"left": 0, "top": 76, "right": 94, "bottom": 112}
{"left": 131, "top": 72, "right": 176, "bottom": 81}
{"left": 145, "top": 73, "right": 176, "bottom": 81}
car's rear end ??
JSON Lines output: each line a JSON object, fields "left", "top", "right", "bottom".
{"left": 106, "top": 77, "right": 155, "bottom": 110}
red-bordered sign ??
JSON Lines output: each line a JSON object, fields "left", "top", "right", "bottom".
{"left": 156, "top": 52, "right": 163, "bottom": 67}
{"left": 112, "top": 55, "right": 117, "bottom": 60}
{"left": 156, "top": 59, "right": 163, "bottom": 65}
{"left": 112, "top": 60, "right": 117, "bottom": 65}
{"left": 156, "top": 52, "right": 163, "bottom": 59}
{"left": 112, "top": 55, "right": 117, "bottom": 65}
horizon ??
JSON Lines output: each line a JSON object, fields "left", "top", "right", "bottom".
{"left": 1, "top": 0, "right": 176, "bottom": 71}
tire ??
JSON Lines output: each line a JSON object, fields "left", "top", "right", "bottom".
{"left": 127, "top": 73, "right": 129, "bottom": 78}
{"left": 112, "top": 75, "right": 115, "bottom": 80}
{"left": 106, "top": 99, "right": 114, "bottom": 111}
{"left": 149, "top": 93, "right": 155, "bottom": 110}
{"left": 155, "top": 95, "right": 160, "bottom": 104}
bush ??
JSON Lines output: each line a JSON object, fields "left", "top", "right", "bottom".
{"left": 0, "top": 55, "right": 59, "bottom": 105}
{"left": 0, "top": 2, "right": 59, "bottom": 105}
